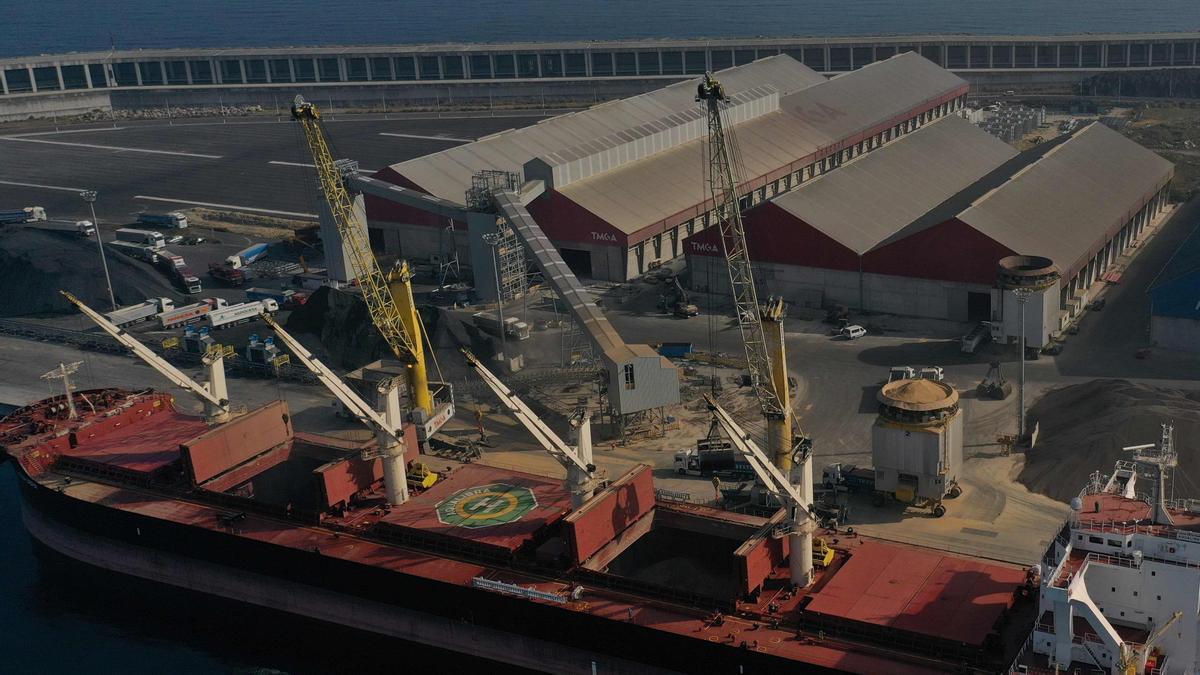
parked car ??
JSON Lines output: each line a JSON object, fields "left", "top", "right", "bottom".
{"left": 840, "top": 325, "right": 866, "bottom": 340}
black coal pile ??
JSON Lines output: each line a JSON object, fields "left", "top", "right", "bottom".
{"left": 0, "top": 228, "right": 178, "bottom": 317}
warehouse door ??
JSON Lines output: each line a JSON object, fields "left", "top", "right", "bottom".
{"left": 560, "top": 248, "right": 592, "bottom": 278}
{"left": 967, "top": 291, "right": 991, "bottom": 322}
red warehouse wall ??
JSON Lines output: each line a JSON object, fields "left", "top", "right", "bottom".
{"left": 864, "top": 218, "right": 1016, "bottom": 285}
{"left": 365, "top": 167, "right": 466, "bottom": 231}
{"left": 685, "top": 201, "right": 859, "bottom": 271}
{"left": 527, "top": 191, "right": 627, "bottom": 248}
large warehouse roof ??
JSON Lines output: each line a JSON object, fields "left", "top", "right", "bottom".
{"left": 768, "top": 115, "right": 1017, "bottom": 254}
{"left": 956, "top": 122, "right": 1174, "bottom": 275}
{"left": 558, "top": 52, "right": 968, "bottom": 238}
{"left": 384, "top": 55, "right": 826, "bottom": 203}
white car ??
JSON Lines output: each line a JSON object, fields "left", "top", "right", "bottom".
{"left": 840, "top": 325, "right": 866, "bottom": 340}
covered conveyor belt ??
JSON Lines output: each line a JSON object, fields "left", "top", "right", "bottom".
{"left": 492, "top": 191, "right": 679, "bottom": 417}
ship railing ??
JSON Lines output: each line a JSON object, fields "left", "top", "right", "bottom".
{"left": 1005, "top": 629, "right": 1036, "bottom": 674}
{"left": 1084, "top": 552, "right": 1141, "bottom": 570}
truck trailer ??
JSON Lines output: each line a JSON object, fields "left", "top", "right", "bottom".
{"left": 137, "top": 212, "right": 188, "bottom": 229}
{"left": 208, "top": 262, "right": 246, "bottom": 287}
{"left": 206, "top": 299, "right": 279, "bottom": 330}
{"left": 34, "top": 220, "right": 94, "bottom": 237}
{"left": 104, "top": 298, "right": 174, "bottom": 328}
{"left": 107, "top": 240, "right": 161, "bottom": 264}
{"left": 158, "top": 298, "right": 227, "bottom": 329}
{"left": 674, "top": 447, "right": 755, "bottom": 479}
{"left": 0, "top": 207, "right": 46, "bottom": 225}
{"left": 115, "top": 228, "right": 166, "bottom": 250}
{"left": 472, "top": 312, "right": 531, "bottom": 341}
{"left": 225, "top": 243, "right": 269, "bottom": 269}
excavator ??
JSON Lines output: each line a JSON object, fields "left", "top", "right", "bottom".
{"left": 697, "top": 71, "right": 817, "bottom": 586}
{"left": 290, "top": 95, "right": 453, "bottom": 445}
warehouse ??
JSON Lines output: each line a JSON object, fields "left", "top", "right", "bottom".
{"left": 687, "top": 118, "right": 1173, "bottom": 341}
{"left": 1148, "top": 223, "right": 1200, "bottom": 352}
{"left": 364, "top": 51, "right": 969, "bottom": 281}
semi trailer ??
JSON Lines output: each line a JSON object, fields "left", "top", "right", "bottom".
{"left": 104, "top": 298, "right": 174, "bottom": 328}
{"left": 206, "top": 299, "right": 279, "bottom": 330}
{"left": 137, "top": 212, "right": 188, "bottom": 229}
{"left": 0, "top": 206, "right": 46, "bottom": 224}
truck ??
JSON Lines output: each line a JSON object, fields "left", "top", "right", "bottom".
{"left": 137, "top": 212, "right": 188, "bottom": 229}
{"left": 209, "top": 262, "right": 246, "bottom": 287}
{"left": 673, "top": 447, "right": 755, "bottom": 479}
{"left": 0, "top": 206, "right": 46, "bottom": 224}
{"left": 822, "top": 463, "right": 877, "bottom": 494}
{"left": 104, "top": 297, "right": 174, "bottom": 328}
{"left": 172, "top": 265, "right": 203, "bottom": 294}
{"left": 473, "top": 312, "right": 531, "bottom": 341}
{"left": 225, "top": 243, "right": 269, "bottom": 269}
{"left": 158, "top": 298, "right": 227, "bottom": 329}
{"left": 115, "top": 228, "right": 166, "bottom": 250}
{"left": 206, "top": 299, "right": 279, "bottom": 330}
{"left": 155, "top": 249, "right": 186, "bottom": 270}
{"left": 35, "top": 220, "right": 94, "bottom": 237}
{"left": 245, "top": 287, "right": 296, "bottom": 305}
{"left": 960, "top": 321, "right": 993, "bottom": 355}
{"left": 107, "top": 240, "right": 161, "bottom": 264}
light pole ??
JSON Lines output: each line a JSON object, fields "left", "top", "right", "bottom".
{"left": 81, "top": 190, "right": 116, "bottom": 310}
{"left": 1013, "top": 287, "right": 1031, "bottom": 441}
{"left": 482, "top": 232, "right": 506, "bottom": 357}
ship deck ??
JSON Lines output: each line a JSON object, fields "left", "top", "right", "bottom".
{"left": 804, "top": 540, "right": 1026, "bottom": 647}
{"left": 372, "top": 463, "right": 573, "bottom": 557}
{"left": 58, "top": 410, "right": 205, "bottom": 475}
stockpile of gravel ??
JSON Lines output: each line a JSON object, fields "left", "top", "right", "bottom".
{"left": 0, "top": 228, "right": 178, "bottom": 317}
{"left": 1020, "top": 379, "right": 1200, "bottom": 502}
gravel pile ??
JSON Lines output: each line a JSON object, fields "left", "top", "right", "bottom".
{"left": 1019, "top": 379, "right": 1200, "bottom": 502}
{"left": 0, "top": 228, "right": 178, "bottom": 317}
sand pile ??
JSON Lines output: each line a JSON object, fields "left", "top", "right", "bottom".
{"left": 1020, "top": 379, "right": 1200, "bottom": 502}
{"left": 0, "top": 228, "right": 178, "bottom": 317}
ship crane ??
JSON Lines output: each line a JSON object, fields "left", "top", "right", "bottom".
{"left": 698, "top": 73, "right": 816, "bottom": 585}
{"left": 60, "top": 291, "right": 232, "bottom": 424}
{"left": 261, "top": 313, "right": 412, "bottom": 505}
{"left": 705, "top": 393, "right": 818, "bottom": 586}
{"left": 462, "top": 349, "right": 597, "bottom": 508}
{"left": 697, "top": 72, "right": 809, "bottom": 472}
{"left": 289, "top": 95, "right": 452, "bottom": 439}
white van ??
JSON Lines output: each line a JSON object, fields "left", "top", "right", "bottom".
{"left": 840, "top": 325, "right": 866, "bottom": 340}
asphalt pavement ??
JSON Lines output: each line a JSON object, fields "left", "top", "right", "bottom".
{"left": 0, "top": 115, "right": 543, "bottom": 225}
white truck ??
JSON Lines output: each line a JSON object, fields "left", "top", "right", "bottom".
{"left": 0, "top": 206, "right": 46, "bottom": 224}
{"left": 115, "top": 227, "right": 166, "bottom": 250}
{"left": 137, "top": 212, "right": 188, "bottom": 229}
{"left": 104, "top": 298, "right": 174, "bottom": 328}
{"left": 158, "top": 298, "right": 228, "bottom": 329}
{"left": 206, "top": 299, "right": 279, "bottom": 330}
{"left": 35, "top": 220, "right": 95, "bottom": 237}
{"left": 473, "top": 312, "right": 531, "bottom": 341}
{"left": 107, "top": 240, "right": 161, "bottom": 264}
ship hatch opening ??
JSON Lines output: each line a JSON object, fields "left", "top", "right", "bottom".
{"left": 605, "top": 525, "right": 743, "bottom": 600}
{"left": 228, "top": 455, "right": 326, "bottom": 511}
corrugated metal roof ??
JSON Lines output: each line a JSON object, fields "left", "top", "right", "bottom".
{"left": 558, "top": 52, "right": 969, "bottom": 237}
{"left": 769, "top": 115, "right": 1016, "bottom": 254}
{"left": 957, "top": 122, "right": 1174, "bottom": 275}
{"left": 386, "top": 55, "right": 827, "bottom": 203}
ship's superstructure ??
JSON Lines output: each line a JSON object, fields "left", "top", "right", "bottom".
{"left": 1016, "top": 426, "right": 1200, "bottom": 674}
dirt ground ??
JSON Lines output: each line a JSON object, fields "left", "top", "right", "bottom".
{"left": 182, "top": 208, "right": 313, "bottom": 241}
{"left": 1121, "top": 105, "right": 1200, "bottom": 200}
{"left": 1019, "top": 380, "right": 1200, "bottom": 503}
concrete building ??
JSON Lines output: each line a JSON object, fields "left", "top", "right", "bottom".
{"left": 365, "top": 52, "right": 968, "bottom": 282}
{"left": 687, "top": 117, "right": 1173, "bottom": 344}
{"left": 1148, "top": 224, "right": 1200, "bottom": 353}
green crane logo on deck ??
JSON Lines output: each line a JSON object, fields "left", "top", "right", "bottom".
{"left": 436, "top": 483, "right": 538, "bottom": 528}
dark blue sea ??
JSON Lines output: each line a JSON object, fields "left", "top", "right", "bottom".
{"left": 5, "top": 0, "right": 1200, "bottom": 58}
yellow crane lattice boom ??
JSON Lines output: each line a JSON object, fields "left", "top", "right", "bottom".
{"left": 290, "top": 96, "right": 431, "bottom": 415}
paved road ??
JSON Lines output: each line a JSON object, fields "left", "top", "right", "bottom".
{"left": 0, "top": 115, "right": 543, "bottom": 225}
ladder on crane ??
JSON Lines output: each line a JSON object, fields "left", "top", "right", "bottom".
{"left": 289, "top": 95, "right": 452, "bottom": 439}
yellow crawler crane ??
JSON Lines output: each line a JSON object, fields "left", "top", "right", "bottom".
{"left": 290, "top": 96, "right": 434, "bottom": 418}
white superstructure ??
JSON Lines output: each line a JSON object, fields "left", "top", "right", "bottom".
{"left": 1015, "top": 426, "right": 1200, "bottom": 674}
